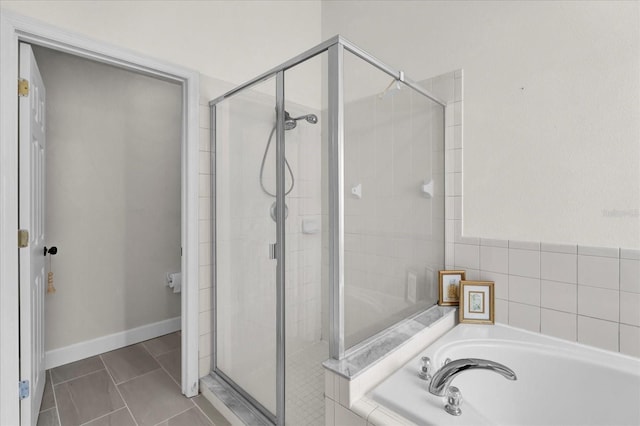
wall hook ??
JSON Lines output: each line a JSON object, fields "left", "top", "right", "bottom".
{"left": 422, "top": 179, "right": 434, "bottom": 198}
{"left": 351, "top": 183, "right": 362, "bottom": 199}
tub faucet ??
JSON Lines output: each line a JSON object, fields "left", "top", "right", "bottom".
{"left": 428, "top": 358, "right": 517, "bottom": 397}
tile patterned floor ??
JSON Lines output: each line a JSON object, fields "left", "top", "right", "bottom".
{"left": 37, "top": 332, "right": 231, "bottom": 426}
{"left": 285, "top": 340, "right": 328, "bottom": 426}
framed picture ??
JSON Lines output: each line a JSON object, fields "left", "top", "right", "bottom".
{"left": 438, "top": 270, "right": 466, "bottom": 306}
{"left": 459, "top": 281, "right": 495, "bottom": 324}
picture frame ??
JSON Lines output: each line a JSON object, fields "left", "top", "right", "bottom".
{"left": 459, "top": 280, "right": 495, "bottom": 324}
{"left": 438, "top": 270, "right": 466, "bottom": 306}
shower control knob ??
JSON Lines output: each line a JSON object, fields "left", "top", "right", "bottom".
{"left": 418, "top": 356, "right": 431, "bottom": 380}
{"left": 445, "top": 386, "right": 462, "bottom": 416}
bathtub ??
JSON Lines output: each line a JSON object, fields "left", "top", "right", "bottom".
{"left": 368, "top": 324, "right": 640, "bottom": 425}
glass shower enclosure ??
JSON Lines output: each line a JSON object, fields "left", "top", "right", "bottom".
{"left": 210, "top": 36, "right": 446, "bottom": 426}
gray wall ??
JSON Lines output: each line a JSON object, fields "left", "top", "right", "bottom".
{"left": 34, "top": 46, "right": 182, "bottom": 351}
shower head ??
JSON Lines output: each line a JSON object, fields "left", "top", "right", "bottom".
{"left": 378, "top": 78, "right": 403, "bottom": 100}
{"left": 304, "top": 114, "right": 318, "bottom": 124}
{"left": 284, "top": 110, "right": 318, "bottom": 130}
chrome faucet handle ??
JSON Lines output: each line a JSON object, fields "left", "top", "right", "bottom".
{"left": 445, "top": 386, "right": 462, "bottom": 416}
{"left": 418, "top": 356, "right": 432, "bottom": 380}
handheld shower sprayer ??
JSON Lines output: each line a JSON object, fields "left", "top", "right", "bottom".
{"left": 284, "top": 110, "right": 318, "bottom": 130}
{"left": 260, "top": 110, "right": 318, "bottom": 200}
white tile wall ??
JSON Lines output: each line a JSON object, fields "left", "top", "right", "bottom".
{"left": 479, "top": 271, "right": 508, "bottom": 300}
{"left": 334, "top": 402, "right": 367, "bottom": 426}
{"left": 541, "top": 251, "right": 577, "bottom": 283}
{"left": 494, "top": 298, "right": 509, "bottom": 324}
{"left": 454, "top": 243, "right": 479, "bottom": 270}
{"left": 620, "top": 324, "right": 640, "bottom": 357}
{"left": 508, "top": 240, "right": 540, "bottom": 251}
{"left": 577, "top": 316, "right": 619, "bottom": 352}
{"left": 540, "top": 280, "right": 576, "bottom": 313}
{"left": 540, "top": 308, "right": 577, "bottom": 341}
{"left": 453, "top": 239, "right": 637, "bottom": 355}
{"left": 508, "top": 302, "right": 540, "bottom": 332}
{"left": 577, "top": 254, "right": 619, "bottom": 289}
{"left": 508, "top": 275, "right": 541, "bottom": 306}
{"left": 578, "top": 245, "right": 619, "bottom": 258}
{"left": 620, "top": 258, "right": 640, "bottom": 293}
{"left": 479, "top": 245, "right": 508, "bottom": 274}
{"left": 578, "top": 286, "right": 619, "bottom": 322}
{"left": 198, "top": 90, "right": 214, "bottom": 378}
{"left": 540, "top": 242, "right": 577, "bottom": 254}
{"left": 508, "top": 248, "right": 540, "bottom": 278}
{"left": 620, "top": 292, "right": 640, "bottom": 327}
{"left": 444, "top": 71, "right": 639, "bottom": 358}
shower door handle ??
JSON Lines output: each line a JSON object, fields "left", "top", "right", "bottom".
{"left": 269, "top": 243, "right": 277, "bottom": 260}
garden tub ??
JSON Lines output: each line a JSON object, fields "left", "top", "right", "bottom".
{"left": 368, "top": 324, "right": 640, "bottom": 425}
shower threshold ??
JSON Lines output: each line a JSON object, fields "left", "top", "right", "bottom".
{"left": 200, "top": 373, "right": 272, "bottom": 426}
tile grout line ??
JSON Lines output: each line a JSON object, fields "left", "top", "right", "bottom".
{"left": 156, "top": 351, "right": 182, "bottom": 388}
{"left": 152, "top": 405, "right": 199, "bottom": 426}
{"left": 103, "top": 341, "right": 164, "bottom": 386}
{"left": 539, "top": 246, "right": 542, "bottom": 333}
{"left": 146, "top": 343, "right": 182, "bottom": 360}
{"left": 51, "top": 365, "right": 106, "bottom": 386}
{"left": 78, "top": 407, "right": 129, "bottom": 426}
{"left": 192, "top": 399, "right": 218, "bottom": 426}
{"left": 618, "top": 258, "right": 621, "bottom": 352}
{"left": 141, "top": 334, "right": 182, "bottom": 361}
{"left": 113, "top": 365, "right": 164, "bottom": 387}
{"left": 49, "top": 370, "right": 63, "bottom": 426}
{"left": 575, "top": 253, "right": 579, "bottom": 343}
{"left": 100, "top": 354, "right": 139, "bottom": 426}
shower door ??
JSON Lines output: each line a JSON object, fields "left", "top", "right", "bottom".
{"left": 213, "top": 76, "right": 282, "bottom": 422}
{"left": 211, "top": 36, "right": 446, "bottom": 426}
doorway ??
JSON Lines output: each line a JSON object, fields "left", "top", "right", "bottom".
{"left": 0, "top": 10, "right": 200, "bottom": 426}
{"left": 31, "top": 45, "right": 183, "bottom": 368}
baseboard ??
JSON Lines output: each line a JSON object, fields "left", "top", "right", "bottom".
{"left": 45, "top": 316, "right": 181, "bottom": 369}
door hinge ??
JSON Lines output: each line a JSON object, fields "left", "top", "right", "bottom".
{"left": 18, "top": 79, "right": 29, "bottom": 97}
{"left": 19, "top": 380, "right": 29, "bottom": 400}
{"left": 269, "top": 243, "right": 277, "bottom": 260}
{"left": 18, "top": 229, "right": 29, "bottom": 248}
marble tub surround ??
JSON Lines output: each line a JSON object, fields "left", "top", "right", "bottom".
{"left": 323, "top": 306, "right": 455, "bottom": 380}
{"left": 324, "top": 305, "right": 456, "bottom": 418}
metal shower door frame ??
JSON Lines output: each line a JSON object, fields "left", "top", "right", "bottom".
{"left": 209, "top": 35, "right": 446, "bottom": 426}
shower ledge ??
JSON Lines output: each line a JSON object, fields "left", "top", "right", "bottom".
{"left": 323, "top": 305, "right": 457, "bottom": 408}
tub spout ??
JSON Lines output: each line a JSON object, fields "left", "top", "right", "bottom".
{"left": 428, "top": 358, "right": 517, "bottom": 396}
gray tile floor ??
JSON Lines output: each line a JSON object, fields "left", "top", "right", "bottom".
{"left": 37, "top": 332, "right": 231, "bottom": 426}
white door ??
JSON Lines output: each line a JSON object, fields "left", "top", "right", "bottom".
{"left": 19, "top": 42, "right": 47, "bottom": 426}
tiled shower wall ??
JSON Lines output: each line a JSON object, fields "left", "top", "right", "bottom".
{"left": 340, "top": 84, "right": 445, "bottom": 348}
{"left": 198, "top": 85, "right": 215, "bottom": 378}
{"left": 197, "top": 78, "right": 324, "bottom": 380}
{"left": 441, "top": 71, "right": 640, "bottom": 357}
